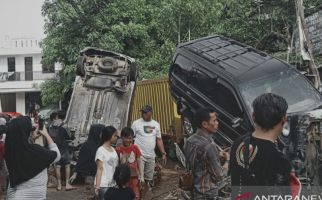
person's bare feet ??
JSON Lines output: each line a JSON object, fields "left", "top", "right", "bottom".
{"left": 56, "top": 183, "right": 62, "bottom": 191}
{"left": 65, "top": 184, "right": 77, "bottom": 191}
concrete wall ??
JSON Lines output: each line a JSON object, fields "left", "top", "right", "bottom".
{"left": 0, "top": 53, "right": 42, "bottom": 72}
{"left": 16, "top": 92, "right": 25, "bottom": 114}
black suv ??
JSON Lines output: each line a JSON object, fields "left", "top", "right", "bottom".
{"left": 169, "top": 35, "right": 322, "bottom": 185}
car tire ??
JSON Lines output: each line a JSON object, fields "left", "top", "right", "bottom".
{"left": 129, "top": 63, "right": 137, "bottom": 82}
{"left": 98, "top": 57, "right": 117, "bottom": 73}
{"left": 182, "top": 115, "right": 195, "bottom": 136}
{"left": 76, "top": 56, "right": 85, "bottom": 76}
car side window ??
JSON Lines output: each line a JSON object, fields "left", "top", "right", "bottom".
{"left": 212, "top": 83, "right": 243, "bottom": 118}
{"left": 172, "top": 55, "right": 193, "bottom": 83}
{"left": 189, "top": 68, "right": 243, "bottom": 118}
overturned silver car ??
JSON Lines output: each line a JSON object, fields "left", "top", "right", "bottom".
{"left": 76, "top": 47, "right": 137, "bottom": 93}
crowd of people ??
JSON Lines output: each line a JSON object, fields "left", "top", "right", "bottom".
{"left": 0, "top": 93, "right": 301, "bottom": 200}
{"left": 0, "top": 104, "right": 166, "bottom": 200}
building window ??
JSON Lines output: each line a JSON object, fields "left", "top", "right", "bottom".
{"left": 7, "top": 57, "right": 15, "bottom": 72}
{"left": 42, "top": 64, "right": 55, "bottom": 73}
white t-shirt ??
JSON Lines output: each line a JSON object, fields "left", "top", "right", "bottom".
{"left": 131, "top": 118, "right": 161, "bottom": 158}
{"left": 94, "top": 146, "right": 119, "bottom": 188}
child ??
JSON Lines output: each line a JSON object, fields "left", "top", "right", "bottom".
{"left": 104, "top": 164, "right": 135, "bottom": 200}
{"left": 116, "top": 127, "right": 143, "bottom": 199}
{"left": 95, "top": 126, "right": 119, "bottom": 200}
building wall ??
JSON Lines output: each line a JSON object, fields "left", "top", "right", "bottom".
{"left": 16, "top": 92, "right": 25, "bottom": 114}
{"left": 0, "top": 53, "right": 42, "bottom": 72}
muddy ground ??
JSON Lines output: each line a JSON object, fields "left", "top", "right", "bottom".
{"left": 46, "top": 159, "right": 187, "bottom": 200}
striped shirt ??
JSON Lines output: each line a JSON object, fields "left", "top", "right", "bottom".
{"left": 6, "top": 143, "right": 61, "bottom": 200}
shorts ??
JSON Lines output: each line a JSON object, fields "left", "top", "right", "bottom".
{"left": 140, "top": 155, "right": 155, "bottom": 181}
{"left": 55, "top": 151, "right": 70, "bottom": 166}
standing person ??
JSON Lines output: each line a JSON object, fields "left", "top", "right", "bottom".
{"left": 116, "top": 127, "right": 143, "bottom": 199}
{"left": 34, "top": 103, "right": 40, "bottom": 113}
{"left": 131, "top": 105, "right": 167, "bottom": 188}
{"left": 49, "top": 110, "right": 75, "bottom": 191}
{"left": 48, "top": 111, "right": 58, "bottom": 129}
{"left": 95, "top": 126, "right": 119, "bottom": 200}
{"left": 69, "top": 124, "right": 105, "bottom": 184}
{"left": 0, "top": 118, "right": 7, "bottom": 199}
{"left": 5, "top": 116, "right": 61, "bottom": 199}
{"left": 229, "top": 93, "right": 292, "bottom": 194}
{"left": 184, "top": 108, "right": 229, "bottom": 200}
{"left": 28, "top": 102, "right": 33, "bottom": 118}
{"left": 104, "top": 164, "right": 135, "bottom": 200}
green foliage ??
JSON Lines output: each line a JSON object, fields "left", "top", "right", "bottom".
{"left": 40, "top": 0, "right": 321, "bottom": 105}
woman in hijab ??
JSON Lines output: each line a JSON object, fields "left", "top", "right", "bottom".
{"left": 5, "top": 116, "right": 61, "bottom": 199}
{"left": 69, "top": 124, "right": 105, "bottom": 184}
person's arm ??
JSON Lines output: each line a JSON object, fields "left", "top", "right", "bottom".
{"left": 39, "top": 129, "right": 61, "bottom": 163}
{"left": 156, "top": 138, "right": 167, "bottom": 165}
{"left": 95, "top": 160, "right": 103, "bottom": 194}
{"left": 137, "top": 156, "right": 144, "bottom": 182}
{"left": 156, "top": 124, "right": 167, "bottom": 165}
{"left": 39, "top": 128, "right": 55, "bottom": 146}
{"left": 207, "top": 144, "right": 227, "bottom": 180}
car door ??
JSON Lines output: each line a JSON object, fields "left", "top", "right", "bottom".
{"left": 188, "top": 66, "right": 248, "bottom": 147}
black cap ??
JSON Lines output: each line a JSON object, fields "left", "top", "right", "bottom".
{"left": 140, "top": 105, "right": 153, "bottom": 113}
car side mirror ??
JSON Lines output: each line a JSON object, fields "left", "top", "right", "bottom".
{"left": 231, "top": 117, "right": 243, "bottom": 128}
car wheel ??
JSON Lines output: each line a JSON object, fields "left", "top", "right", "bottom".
{"left": 76, "top": 56, "right": 85, "bottom": 76}
{"left": 129, "top": 63, "right": 137, "bottom": 82}
{"left": 182, "top": 116, "right": 195, "bottom": 135}
{"left": 98, "top": 57, "right": 117, "bottom": 73}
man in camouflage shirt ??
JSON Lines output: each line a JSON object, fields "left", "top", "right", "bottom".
{"left": 184, "top": 108, "right": 229, "bottom": 200}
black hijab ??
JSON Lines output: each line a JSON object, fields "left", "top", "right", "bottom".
{"left": 75, "top": 124, "right": 104, "bottom": 176}
{"left": 5, "top": 116, "right": 57, "bottom": 187}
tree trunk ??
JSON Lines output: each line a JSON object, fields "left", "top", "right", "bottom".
{"left": 295, "top": 0, "right": 320, "bottom": 88}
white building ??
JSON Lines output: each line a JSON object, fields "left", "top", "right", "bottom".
{"left": 0, "top": 36, "right": 61, "bottom": 114}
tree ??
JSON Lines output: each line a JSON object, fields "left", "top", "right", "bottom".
{"left": 41, "top": 0, "right": 320, "bottom": 105}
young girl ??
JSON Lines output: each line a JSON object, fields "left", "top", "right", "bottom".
{"left": 116, "top": 127, "right": 142, "bottom": 199}
{"left": 104, "top": 164, "right": 135, "bottom": 200}
{"left": 94, "top": 126, "right": 119, "bottom": 200}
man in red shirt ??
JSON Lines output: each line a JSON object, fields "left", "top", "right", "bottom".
{"left": 116, "top": 127, "right": 143, "bottom": 199}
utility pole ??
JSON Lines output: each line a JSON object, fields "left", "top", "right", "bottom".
{"left": 295, "top": 0, "right": 321, "bottom": 89}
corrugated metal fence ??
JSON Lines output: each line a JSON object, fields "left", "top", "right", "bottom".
{"left": 129, "top": 78, "right": 183, "bottom": 138}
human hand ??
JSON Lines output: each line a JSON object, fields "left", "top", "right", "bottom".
{"left": 219, "top": 147, "right": 230, "bottom": 162}
{"left": 94, "top": 187, "right": 99, "bottom": 196}
{"left": 69, "top": 173, "right": 77, "bottom": 184}
{"left": 139, "top": 178, "right": 145, "bottom": 190}
{"left": 162, "top": 154, "right": 167, "bottom": 166}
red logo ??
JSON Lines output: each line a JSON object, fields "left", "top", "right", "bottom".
{"left": 235, "top": 192, "right": 251, "bottom": 200}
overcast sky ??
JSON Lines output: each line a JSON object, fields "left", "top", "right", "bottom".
{"left": 0, "top": 0, "right": 45, "bottom": 40}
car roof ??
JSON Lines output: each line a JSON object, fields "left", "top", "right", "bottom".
{"left": 178, "top": 35, "right": 292, "bottom": 83}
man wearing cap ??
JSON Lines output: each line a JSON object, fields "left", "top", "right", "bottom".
{"left": 131, "top": 105, "right": 167, "bottom": 187}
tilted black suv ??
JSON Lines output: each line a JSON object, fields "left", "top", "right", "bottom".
{"left": 169, "top": 35, "right": 322, "bottom": 185}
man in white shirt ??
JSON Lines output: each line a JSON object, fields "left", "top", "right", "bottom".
{"left": 131, "top": 105, "right": 167, "bottom": 186}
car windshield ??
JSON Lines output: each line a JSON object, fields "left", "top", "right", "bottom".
{"left": 239, "top": 68, "right": 322, "bottom": 113}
